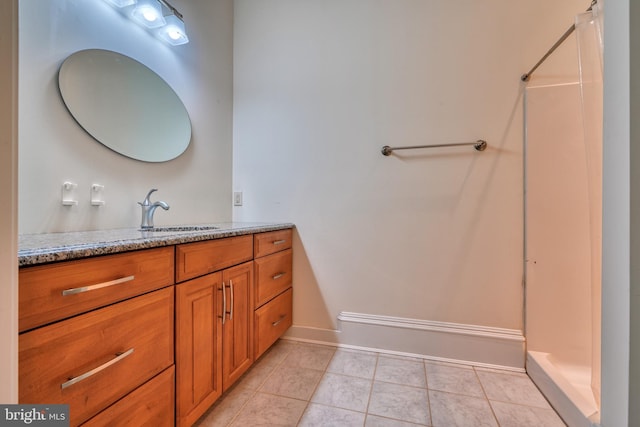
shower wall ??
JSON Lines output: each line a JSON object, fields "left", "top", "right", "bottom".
{"left": 526, "top": 82, "right": 591, "bottom": 366}
{"left": 525, "top": 82, "right": 592, "bottom": 368}
{"left": 525, "top": 81, "right": 602, "bottom": 424}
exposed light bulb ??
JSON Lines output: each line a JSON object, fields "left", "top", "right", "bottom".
{"left": 158, "top": 14, "right": 189, "bottom": 45}
{"left": 131, "top": 0, "right": 166, "bottom": 28}
{"left": 142, "top": 8, "right": 159, "bottom": 22}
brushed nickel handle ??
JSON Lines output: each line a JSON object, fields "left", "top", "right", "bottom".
{"left": 272, "top": 314, "right": 287, "bottom": 327}
{"left": 228, "top": 280, "right": 234, "bottom": 321}
{"left": 61, "top": 348, "right": 134, "bottom": 389}
{"left": 62, "top": 275, "right": 135, "bottom": 296}
{"left": 220, "top": 283, "right": 226, "bottom": 325}
{"left": 272, "top": 272, "right": 285, "bottom": 280}
{"left": 272, "top": 239, "right": 287, "bottom": 245}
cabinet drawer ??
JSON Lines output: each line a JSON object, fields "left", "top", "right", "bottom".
{"left": 19, "top": 246, "right": 174, "bottom": 332}
{"left": 176, "top": 235, "right": 253, "bottom": 282}
{"left": 19, "top": 287, "right": 174, "bottom": 427}
{"left": 254, "top": 229, "right": 292, "bottom": 258}
{"left": 254, "top": 249, "right": 292, "bottom": 308}
{"left": 254, "top": 288, "right": 292, "bottom": 359}
{"left": 82, "top": 366, "right": 175, "bottom": 427}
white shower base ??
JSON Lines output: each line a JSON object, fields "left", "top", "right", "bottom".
{"left": 527, "top": 351, "right": 599, "bottom": 427}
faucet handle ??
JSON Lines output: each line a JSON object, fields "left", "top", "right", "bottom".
{"left": 141, "top": 188, "right": 158, "bottom": 205}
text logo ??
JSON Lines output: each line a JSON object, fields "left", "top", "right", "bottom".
{"left": 0, "top": 405, "right": 69, "bottom": 427}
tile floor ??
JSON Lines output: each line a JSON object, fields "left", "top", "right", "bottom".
{"left": 195, "top": 340, "right": 566, "bottom": 427}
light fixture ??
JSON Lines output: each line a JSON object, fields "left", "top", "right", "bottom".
{"left": 102, "top": 0, "right": 189, "bottom": 46}
{"left": 131, "top": 0, "right": 166, "bottom": 29}
{"left": 158, "top": 14, "right": 189, "bottom": 46}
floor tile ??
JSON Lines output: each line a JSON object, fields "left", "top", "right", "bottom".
{"left": 193, "top": 340, "right": 569, "bottom": 427}
{"left": 261, "top": 339, "right": 298, "bottom": 364}
{"left": 311, "top": 372, "right": 372, "bottom": 412}
{"left": 429, "top": 390, "right": 498, "bottom": 427}
{"left": 375, "top": 356, "right": 427, "bottom": 388}
{"left": 490, "top": 400, "right": 567, "bottom": 427}
{"left": 237, "top": 356, "right": 281, "bottom": 390}
{"left": 282, "top": 342, "right": 336, "bottom": 371}
{"left": 299, "top": 403, "right": 366, "bottom": 427}
{"left": 327, "top": 349, "right": 378, "bottom": 379}
{"left": 229, "top": 392, "right": 307, "bottom": 426}
{"left": 259, "top": 364, "right": 323, "bottom": 400}
{"left": 475, "top": 370, "right": 551, "bottom": 408}
{"left": 194, "top": 385, "right": 254, "bottom": 427}
{"left": 425, "top": 362, "right": 485, "bottom": 397}
{"left": 365, "top": 415, "right": 427, "bottom": 426}
{"left": 368, "top": 381, "right": 430, "bottom": 425}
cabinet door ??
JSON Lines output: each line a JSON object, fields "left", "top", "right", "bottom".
{"left": 222, "top": 261, "right": 254, "bottom": 391}
{"left": 175, "top": 273, "right": 223, "bottom": 427}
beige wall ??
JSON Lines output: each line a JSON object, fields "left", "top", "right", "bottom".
{"left": 0, "top": 0, "right": 18, "bottom": 404}
{"left": 232, "top": 0, "right": 584, "bottom": 338}
{"left": 18, "top": 0, "right": 235, "bottom": 233}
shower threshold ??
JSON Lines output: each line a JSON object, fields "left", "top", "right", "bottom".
{"left": 527, "top": 351, "right": 600, "bottom": 427}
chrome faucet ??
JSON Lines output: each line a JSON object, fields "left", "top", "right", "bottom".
{"left": 138, "top": 189, "right": 170, "bottom": 229}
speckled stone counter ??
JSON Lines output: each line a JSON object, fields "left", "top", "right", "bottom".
{"left": 19, "top": 222, "right": 294, "bottom": 267}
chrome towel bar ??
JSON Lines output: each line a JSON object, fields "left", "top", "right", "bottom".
{"left": 381, "top": 140, "right": 487, "bottom": 156}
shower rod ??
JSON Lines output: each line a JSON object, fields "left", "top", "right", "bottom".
{"left": 381, "top": 140, "right": 487, "bottom": 156}
{"left": 521, "top": 0, "right": 597, "bottom": 82}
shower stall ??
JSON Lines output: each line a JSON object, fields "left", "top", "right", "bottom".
{"left": 524, "top": 2, "right": 603, "bottom": 427}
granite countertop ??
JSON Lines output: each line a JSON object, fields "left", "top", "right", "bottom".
{"left": 19, "top": 222, "right": 294, "bottom": 267}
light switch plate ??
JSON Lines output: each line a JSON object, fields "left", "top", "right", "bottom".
{"left": 233, "top": 192, "right": 243, "bottom": 206}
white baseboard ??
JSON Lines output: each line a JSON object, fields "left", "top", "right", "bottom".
{"left": 283, "top": 311, "right": 525, "bottom": 371}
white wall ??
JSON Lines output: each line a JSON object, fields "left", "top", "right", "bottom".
{"left": 19, "top": 0, "right": 234, "bottom": 234}
{"left": 233, "top": 0, "right": 585, "bottom": 345}
{"left": 0, "top": 0, "right": 18, "bottom": 404}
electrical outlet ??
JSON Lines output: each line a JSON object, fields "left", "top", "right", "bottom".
{"left": 233, "top": 192, "right": 243, "bottom": 206}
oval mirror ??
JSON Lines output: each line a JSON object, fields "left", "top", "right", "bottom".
{"left": 58, "top": 49, "right": 191, "bottom": 162}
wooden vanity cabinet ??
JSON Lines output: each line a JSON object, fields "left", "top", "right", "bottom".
{"left": 20, "top": 289, "right": 174, "bottom": 426}
{"left": 175, "top": 237, "right": 254, "bottom": 427}
{"left": 19, "top": 227, "right": 293, "bottom": 427}
{"left": 253, "top": 229, "right": 293, "bottom": 359}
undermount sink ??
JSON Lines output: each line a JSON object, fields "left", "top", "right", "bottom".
{"left": 140, "top": 225, "right": 219, "bottom": 232}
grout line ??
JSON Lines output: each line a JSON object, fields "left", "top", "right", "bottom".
{"left": 473, "top": 366, "right": 502, "bottom": 426}
{"left": 424, "top": 360, "right": 433, "bottom": 427}
{"left": 361, "top": 352, "right": 380, "bottom": 426}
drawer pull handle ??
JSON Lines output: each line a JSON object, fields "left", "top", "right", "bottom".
{"left": 272, "top": 314, "right": 287, "bottom": 327}
{"left": 62, "top": 275, "right": 135, "bottom": 296}
{"left": 220, "top": 283, "right": 227, "bottom": 325}
{"left": 272, "top": 239, "right": 287, "bottom": 245}
{"left": 228, "top": 280, "right": 234, "bottom": 321}
{"left": 61, "top": 348, "right": 134, "bottom": 389}
{"left": 272, "top": 273, "right": 286, "bottom": 280}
